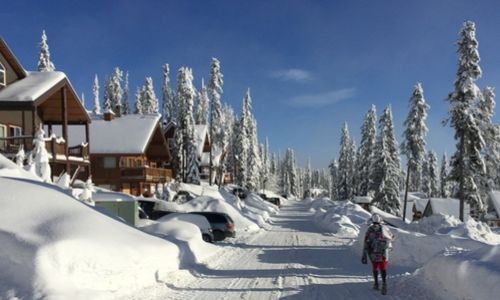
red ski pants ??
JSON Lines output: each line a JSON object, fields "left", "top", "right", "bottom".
{"left": 372, "top": 260, "right": 388, "bottom": 272}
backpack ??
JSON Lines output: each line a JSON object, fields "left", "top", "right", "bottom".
{"left": 366, "top": 224, "right": 393, "bottom": 262}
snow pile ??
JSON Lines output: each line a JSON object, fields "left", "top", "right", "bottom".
{"left": 313, "top": 200, "right": 371, "bottom": 237}
{"left": 140, "top": 217, "right": 217, "bottom": 264}
{"left": 0, "top": 154, "right": 41, "bottom": 181}
{"left": 398, "top": 245, "right": 500, "bottom": 300}
{"left": 0, "top": 177, "right": 180, "bottom": 299}
{"left": 308, "top": 197, "right": 335, "bottom": 212}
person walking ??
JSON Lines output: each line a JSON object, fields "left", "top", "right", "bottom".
{"left": 361, "top": 213, "right": 394, "bottom": 295}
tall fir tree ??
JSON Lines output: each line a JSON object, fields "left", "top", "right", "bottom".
{"left": 357, "top": 105, "right": 377, "bottom": 196}
{"left": 162, "top": 64, "right": 175, "bottom": 125}
{"left": 123, "top": 72, "right": 130, "bottom": 115}
{"left": 440, "top": 153, "right": 451, "bottom": 198}
{"left": 134, "top": 87, "right": 144, "bottom": 114}
{"left": 337, "top": 123, "right": 354, "bottom": 200}
{"left": 421, "top": 156, "right": 431, "bottom": 196}
{"left": 103, "top": 77, "right": 112, "bottom": 112}
{"left": 329, "top": 158, "right": 339, "bottom": 200}
{"left": 428, "top": 151, "right": 440, "bottom": 197}
{"left": 92, "top": 74, "right": 101, "bottom": 115}
{"left": 401, "top": 83, "right": 429, "bottom": 192}
{"left": 142, "top": 77, "right": 159, "bottom": 114}
{"left": 37, "top": 30, "right": 55, "bottom": 72}
{"left": 196, "top": 79, "right": 210, "bottom": 125}
{"left": 208, "top": 58, "right": 224, "bottom": 185}
{"left": 447, "top": 21, "right": 486, "bottom": 219}
{"left": 109, "top": 67, "right": 124, "bottom": 116}
{"left": 247, "top": 118, "right": 261, "bottom": 191}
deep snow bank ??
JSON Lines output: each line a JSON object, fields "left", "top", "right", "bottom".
{"left": 312, "top": 200, "right": 370, "bottom": 238}
{"left": 0, "top": 177, "right": 180, "bottom": 300}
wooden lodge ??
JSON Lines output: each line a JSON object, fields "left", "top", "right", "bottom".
{"left": 0, "top": 38, "right": 91, "bottom": 179}
{"left": 79, "top": 112, "right": 172, "bottom": 196}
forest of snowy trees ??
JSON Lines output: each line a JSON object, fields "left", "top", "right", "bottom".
{"left": 36, "top": 20, "right": 500, "bottom": 221}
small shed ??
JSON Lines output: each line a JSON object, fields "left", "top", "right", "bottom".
{"left": 353, "top": 196, "right": 372, "bottom": 211}
{"left": 93, "top": 190, "right": 138, "bottom": 226}
{"left": 422, "top": 198, "right": 470, "bottom": 221}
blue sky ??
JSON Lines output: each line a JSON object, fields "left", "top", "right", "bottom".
{"left": 2, "top": 0, "right": 500, "bottom": 168}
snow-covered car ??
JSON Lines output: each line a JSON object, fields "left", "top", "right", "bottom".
{"left": 157, "top": 213, "right": 214, "bottom": 243}
{"left": 232, "top": 187, "right": 248, "bottom": 199}
{"left": 173, "top": 190, "right": 197, "bottom": 204}
{"left": 189, "top": 212, "right": 235, "bottom": 241}
{"left": 138, "top": 198, "right": 175, "bottom": 220}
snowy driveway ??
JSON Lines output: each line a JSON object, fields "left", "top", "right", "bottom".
{"left": 125, "top": 201, "right": 411, "bottom": 299}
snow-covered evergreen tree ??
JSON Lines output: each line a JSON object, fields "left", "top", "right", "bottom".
{"left": 328, "top": 158, "right": 338, "bottom": 200}
{"left": 103, "top": 77, "right": 113, "bottom": 113}
{"left": 162, "top": 64, "right": 175, "bottom": 125}
{"left": 357, "top": 105, "right": 377, "bottom": 196}
{"left": 337, "top": 123, "right": 354, "bottom": 200}
{"left": 234, "top": 117, "right": 249, "bottom": 187}
{"left": 15, "top": 146, "right": 25, "bottom": 167}
{"left": 421, "top": 156, "right": 431, "bottom": 196}
{"left": 123, "top": 72, "right": 130, "bottom": 115}
{"left": 372, "top": 133, "right": 400, "bottom": 215}
{"left": 92, "top": 75, "right": 101, "bottom": 115}
{"left": 401, "top": 82, "right": 429, "bottom": 192}
{"left": 109, "top": 67, "right": 124, "bottom": 116}
{"left": 134, "top": 87, "right": 144, "bottom": 114}
{"left": 218, "top": 104, "right": 236, "bottom": 185}
{"left": 196, "top": 79, "right": 210, "bottom": 125}
{"left": 440, "top": 153, "right": 451, "bottom": 198}
{"left": 447, "top": 21, "right": 486, "bottom": 219}
{"left": 141, "top": 77, "right": 159, "bottom": 114}
{"left": 37, "top": 30, "right": 55, "bottom": 72}
{"left": 208, "top": 58, "right": 224, "bottom": 184}
{"left": 304, "top": 158, "right": 312, "bottom": 197}
{"left": 428, "top": 151, "right": 439, "bottom": 197}
{"left": 247, "top": 117, "right": 261, "bottom": 191}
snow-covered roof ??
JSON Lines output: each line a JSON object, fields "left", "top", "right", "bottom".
{"left": 427, "top": 198, "right": 469, "bottom": 219}
{"left": 0, "top": 71, "right": 66, "bottom": 102}
{"left": 193, "top": 125, "right": 209, "bottom": 157}
{"left": 200, "top": 146, "right": 224, "bottom": 167}
{"left": 489, "top": 191, "right": 500, "bottom": 218}
{"left": 414, "top": 198, "right": 428, "bottom": 212}
{"left": 73, "top": 114, "right": 161, "bottom": 154}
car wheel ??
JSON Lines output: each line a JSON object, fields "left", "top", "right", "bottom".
{"left": 202, "top": 234, "right": 212, "bottom": 243}
{"left": 213, "top": 230, "right": 225, "bottom": 241}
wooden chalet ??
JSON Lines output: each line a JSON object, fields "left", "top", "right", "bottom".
{"left": 79, "top": 112, "right": 172, "bottom": 196}
{"left": 0, "top": 38, "right": 91, "bottom": 178}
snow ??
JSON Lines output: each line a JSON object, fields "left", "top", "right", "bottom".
{"left": 0, "top": 154, "right": 41, "bottom": 181}
{"left": 425, "top": 197, "right": 470, "bottom": 220}
{"left": 489, "top": 190, "right": 500, "bottom": 218}
{"left": 0, "top": 71, "right": 65, "bottom": 102}
{"left": 140, "top": 217, "right": 218, "bottom": 264}
{"left": 193, "top": 124, "right": 208, "bottom": 157}
{"left": 70, "top": 114, "right": 161, "bottom": 154}
{"left": 0, "top": 176, "right": 180, "bottom": 299}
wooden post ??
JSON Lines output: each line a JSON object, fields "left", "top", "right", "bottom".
{"left": 31, "top": 107, "right": 36, "bottom": 136}
{"left": 22, "top": 110, "right": 26, "bottom": 149}
{"left": 402, "top": 163, "right": 411, "bottom": 222}
{"left": 62, "top": 87, "right": 70, "bottom": 173}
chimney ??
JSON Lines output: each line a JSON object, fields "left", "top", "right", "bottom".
{"left": 104, "top": 109, "right": 115, "bottom": 121}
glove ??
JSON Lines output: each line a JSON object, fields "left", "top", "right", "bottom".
{"left": 361, "top": 255, "right": 368, "bottom": 264}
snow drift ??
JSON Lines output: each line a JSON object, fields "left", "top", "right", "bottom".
{"left": 0, "top": 177, "right": 180, "bottom": 300}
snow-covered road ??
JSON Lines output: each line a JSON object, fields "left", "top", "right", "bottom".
{"left": 125, "top": 200, "right": 412, "bottom": 299}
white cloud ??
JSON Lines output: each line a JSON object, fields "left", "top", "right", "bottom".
{"left": 271, "top": 68, "right": 312, "bottom": 82}
{"left": 289, "top": 88, "right": 356, "bottom": 107}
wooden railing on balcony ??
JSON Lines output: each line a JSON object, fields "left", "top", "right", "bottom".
{"left": 120, "top": 166, "right": 172, "bottom": 182}
{"left": 0, "top": 136, "right": 89, "bottom": 161}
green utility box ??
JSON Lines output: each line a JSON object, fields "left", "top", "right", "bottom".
{"left": 94, "top": 191, "right": 138, "bottom": 226}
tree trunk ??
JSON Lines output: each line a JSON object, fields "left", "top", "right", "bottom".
{"left": 459, "top": 131, "right": 465, "bottom": 222}
{"left": 402, "top": 163, "right": 411, "bottom": 221}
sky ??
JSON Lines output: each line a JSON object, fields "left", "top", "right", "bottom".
{"left": 2, "top": 0, "right": 500, "bottom": 168}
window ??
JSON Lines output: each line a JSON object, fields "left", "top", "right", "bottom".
{"left": 0, "top": 124, "right": 6, "bottom": 151}
{"left": 103, "top": 156, "right": 116, "bottom": 169}
{"left": 9, "top": 126, "right": 22, "bottom": 137}
{"left": 0, "top": 62, "right": 5, "bottom": 88}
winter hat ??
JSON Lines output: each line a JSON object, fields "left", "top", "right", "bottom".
{"left": 371, "top": 213, "right": 382, "bottom": 224}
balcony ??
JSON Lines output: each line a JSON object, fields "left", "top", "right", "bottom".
{"left": 120, "top": 166, "right": 172, "bottom": 182}
{"left": 0, "top": 136, "right": 89, "bottom": 161}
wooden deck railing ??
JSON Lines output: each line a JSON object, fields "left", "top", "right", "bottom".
{"left": 0, "top": 136, "right": 89, "bottom": 161}
{"left": 120, "top": 166, "right": 172, "bottom": 181}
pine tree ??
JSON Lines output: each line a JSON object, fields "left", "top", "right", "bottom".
{"left": 440, "top": 153, "right": 451, "bottom": 198}
{"left": 428, "top": 151, "right": 439, "bottom": 197}
{"left": 337, "top": 123, "right": 353, "bottom": 200}
{"left": 92, "top": 75, "right": 101, "bottom": 115}
{"left": 176, "top": 68, "right": 197, "bottom": 182}
{"left": 357, "top": 105, "right": 377, "bottom": 196}
{"left": 162, "top": 64, "right": 175, "bottom": 125}
{"left": 348, "top": 138, "right": 358, "bottom": 196}
{"left": 142, "top": 77, "right": 159, "bottom": 114}
{"left": 123, "top": 72, "right": 130, "bottom": 115}
{"left": 208, "top": 58, "right": 224, "bottom": 185}
{"left": 109, "top": 67, "right": 124, "bottom": 116}
{"left": 329, "top": 158, "right": 338, "bottom": 200}
{"left": 134, "top": 87, "right": 144, "bottom": 114}
{"left": 401, "top": 83, "right": 429, "bottom": 192}
{"left": 304, "top": 158, "right": 312, "bottom": 197}
{"left": 37, "top": 30, "right": 55, "bottom": 72}
{"left": 247, "top": 118, "right": 261, "bottom": 191}
{"left": 103, "top": 77, "right": 112, "bottom": 112}
{"left": 196, "top": 79, "right": 210, "bottom": 125}
{"left": 220, "top": 104, "right": 236, "bottom": 184}
{"left": 421, "top": 156, "right": 431, "bottom": 197}
{"left": 234, "top": 117, "right": 249, "bottom": 187}
{"left": 447, "top": 21, "right": 486, "bottom": 219}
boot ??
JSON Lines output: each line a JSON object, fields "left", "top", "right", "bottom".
{"left": 381, "top": 283, "right": 387, "bottom": 295}
{"left": 372, "top": 271, "right": 379, "bottom": 290}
